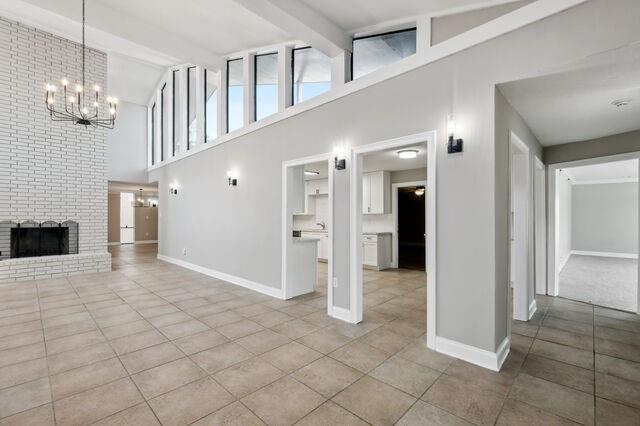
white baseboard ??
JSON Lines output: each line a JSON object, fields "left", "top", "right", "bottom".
{"left": 571, "top": 250, "right": 637, "bottom": 259}
{"left": 157, "top": 254, "right": 284, "bottom": 299}
{"left": 135, "top": 240, "right": 158, "bottom": 245}
{"left": 528, "top": 299, "right": 537, "bottom": 320}
{"left": 435, "top": 335, "right": 510, "bottom": 372}
{"left": 329, "top": 306, "right": 354, "bottom": 323}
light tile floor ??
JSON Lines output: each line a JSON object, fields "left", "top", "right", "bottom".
{"left": 0, "top": 244, "right": 638, "bottom": 425}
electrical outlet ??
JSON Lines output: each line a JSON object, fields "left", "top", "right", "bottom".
{"left": 182, "top": 248, "right": 187, "bottom": 256}
{"left": 332, "top": 277, "right": 338, "bottom": 288}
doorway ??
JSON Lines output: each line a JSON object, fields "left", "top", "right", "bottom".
{"left": 393, "top": 182, "right": 427, "bottom": 270}
{"left": 282, "top": 154, "right": 334, "bottom": 311}
{"left": 350, "top": 131, "right": 436, "bottom": 347}
{"left": 120, "top": 192, "right": 135, "bottom": 244}
{"left": 548, "top": 155, "right": 639, "bottom": 313}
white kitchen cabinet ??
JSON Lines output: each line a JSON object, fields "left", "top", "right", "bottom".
{"left": 362, "top": 171, "right": 390, "bottom": 214}
{"left": 300, "top": 231, "right": 329, "bottom": 261}
{"left": 362, "top": 233, "right": 392, "bottom": 270}
{"left": 306, "top": 179, "right": 328, "bottom": 196}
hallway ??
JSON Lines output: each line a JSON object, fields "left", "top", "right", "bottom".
{"left": 0, "top": 247, "right": 637, "bottom": 424}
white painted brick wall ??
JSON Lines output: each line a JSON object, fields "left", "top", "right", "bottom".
{"left": 0, "top": 16, "right": 111, "bottom": 282}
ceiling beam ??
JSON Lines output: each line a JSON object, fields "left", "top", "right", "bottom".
{"left": 3, "top": 0, "right": 225, "bottom": 70}
{"left": 231, "top": 0, "right": 351, "bottom": 57}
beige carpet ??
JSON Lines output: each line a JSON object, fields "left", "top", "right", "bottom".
{"left": 559, "top": 254, "right": 638, "bottom": 312}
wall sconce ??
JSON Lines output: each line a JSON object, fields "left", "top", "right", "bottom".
{"left": 227, "top": 170, "right": 238, "bottom": 186}
{"left": 169, "top": 183, "right": 179, "bottom": 195}
{"left": 334, "top": 147, "right": 346, "bottom": 170}
{"left": 447, "top": 114, "right": 463, "bottom": 154}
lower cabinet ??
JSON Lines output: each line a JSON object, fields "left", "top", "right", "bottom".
{"left": 362, "top": 234, "right": 392, "bottom": 270}
{"left": 300, "top": 232, "right": 329, "bottom": 261}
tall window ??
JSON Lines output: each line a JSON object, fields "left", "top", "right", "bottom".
{"left": 226, "top": 58, "right": 244, "bottom": 133}
{"left": 254, "top": 53, "right": 278, "bottom": 121}
{"left": 151, "top": 103, "right": 156, "bottom": 165}
{"left": 187, "top": 66, "right": 197, "bottom": 149}
{"left": 160, "top": 83, "right": 167, "bottom": 162}
{"left": 352, "top": 28, "right": 416, "bottom": 80}
{"left": 172, "top": 69, "right": 181, "bottom": 155}
{"left": 204, "top": 70, "right": 218, "bottom": 142}
{"left": 292, "top": 47, "right": 331, "bottom": 105}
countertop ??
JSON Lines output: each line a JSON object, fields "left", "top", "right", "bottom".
{"left": 293, "top": 236, "right": 321, "bottom": 243}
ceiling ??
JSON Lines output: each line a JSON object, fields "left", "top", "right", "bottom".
{"left": 499, "top": 44, "right": 640, "bottom": 146}
{"left": 301, "top": 0, "right": 513, "bottom": 32}
{"left": 108, "top": 181, "right": 159, "bottom": 196}
{"left": 563, "top": 159, "right": 638, "bottom": 183}
{"left": 363, "top": 143, "right": 427, "bottom": 172}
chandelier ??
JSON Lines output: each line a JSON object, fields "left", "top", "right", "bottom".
{"left": 44, "top": 0, "right": 117, "bottom": 129}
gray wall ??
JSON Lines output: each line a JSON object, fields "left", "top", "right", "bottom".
{"left": 544, "top": 130, "right": 640, "bottom": 165}
{"left": 150, "top": 0, "right": 640, "bottom": 353}
{"left": 572, "top": 182, "right": 638, "bottom": 254}
{"left": 494, "top": 88, "right": 542, "bottom": 343}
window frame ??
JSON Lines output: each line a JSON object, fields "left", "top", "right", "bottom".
{"left": 226, "top": 58, "right": 243, "bottom": 133}
{"left": 350, "top": 27, "right": 417, "bottom": 81}
{"left": 291, "top": 46, "right": 310, "bottom": 105}
{"left": 172, "top": 69, "right": 179, "bottom": 156}
{"left": 151, "top": 103, "right": 156, "bottom": 166}
{"left": 253, "top": 52, "right": 278, "bottom": 122}
{"left": 186, "top": 66, "right": 196, "bottom": 150}
{"left": 160, "top": 83, "right": 166, "bottom": 162}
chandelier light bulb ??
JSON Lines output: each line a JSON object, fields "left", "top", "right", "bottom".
{"left": 44, "top": 0, "right": 116, "bottom": 129}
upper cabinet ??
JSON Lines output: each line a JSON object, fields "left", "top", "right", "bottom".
{"left": 363, "top": 171, "right": 390, "bottom": 214}
{"left": 306, "top": 179, "right": 328, "bottom": 196}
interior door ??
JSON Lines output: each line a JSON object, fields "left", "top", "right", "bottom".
{"left": 120, "top": 192, "right": 135, "bottom": 244}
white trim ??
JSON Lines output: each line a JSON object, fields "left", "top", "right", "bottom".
{"left": 558, "top": 253, "right": 570, "bottom": 273}
{"left": 281, "top": 153, "right": 335, "bottom": 317}
{"left": 571, "top": 250, "right": 638, "bottom": 259}
{"left": 349, "top": 131, "right": 436, "bottom": 348}
{"left": 391, "top": 180, "right": 427, "bottom": 269}
{"left": 534, "top": 156, "right": 547, "bottom": 296}
{"left": 509, "top": 131, "right": 532, "bottom": 322}
{"left": 435, "top": 336, "right": 510, "bottom": 372}
{"left": 158, "top": 254, "right": 284, "bottom": 299}
{"left": 571, "top": 178, "right": 638, "bottom": 185}
{"left": 528, "top": 299, "right": 537, "bottom": 320}
{"left": 329, "top": 306, "right": 352, "bottom": 323}
{"left": 107, "top": 242, "right": 120, "bottom": 246}
{"left": 134, "top": 240, "right": 158, "bottom": 245}
{"left": 147, "top": 0, "right": 588, "bottom": 173}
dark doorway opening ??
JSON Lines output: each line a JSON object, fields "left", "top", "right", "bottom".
{"left": 398, "top": 186, "right": 425, "bottom": 270}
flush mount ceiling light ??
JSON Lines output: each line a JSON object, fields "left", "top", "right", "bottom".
{"left": 397, "top": 149, "right": 418, "bottom": 159}
{"left": 304, "top": 170, "right": 320, "bottom": 176}
{"left": 611, "top": 98, "right": 632, "bottom": 108}
{"left": 44, "top": 0, "right": 118, "bottom": 128}
{"left": 415, "top": 188, "right": 425, "bottom": 196}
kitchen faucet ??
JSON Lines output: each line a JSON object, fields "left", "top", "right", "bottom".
{"left": 316, "top": 222, "right": 326, "bottom": 230}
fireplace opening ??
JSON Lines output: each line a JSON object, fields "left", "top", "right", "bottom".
{"left": 0, "top": 220, "right": 79, "bottom": 260}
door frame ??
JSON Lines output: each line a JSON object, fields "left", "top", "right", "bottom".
{"left": 509, "top": 131, "right": 534, "bottom": 321}
{"left": 350, "top": 130, "right": 437, "bottom": 349}
{"left": 534, "top": 157, "right": 547, "bottom": 295}
{"left": 547, "top": 151, "right": 640, "bottom": 313}
{"left": 281, "top": 153, "right": 334, "bottom": 314}
{"left": 392, "top": 180, "right": 427, "bottom": 269}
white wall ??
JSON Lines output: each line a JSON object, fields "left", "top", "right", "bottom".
{"left": 150, "top": 0, "right": 640, "bottom": 355}
{"left": 108, "top": 101, "right": 149, "bottom": 183}
{"left": 0, "top": 16, "right": 111, "bottom": 281}
{"left": 558, "top": 170, "right": 572, "bottom": 270}
{"left": 572, "top": 182, "right": 638, "bottom": 254}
